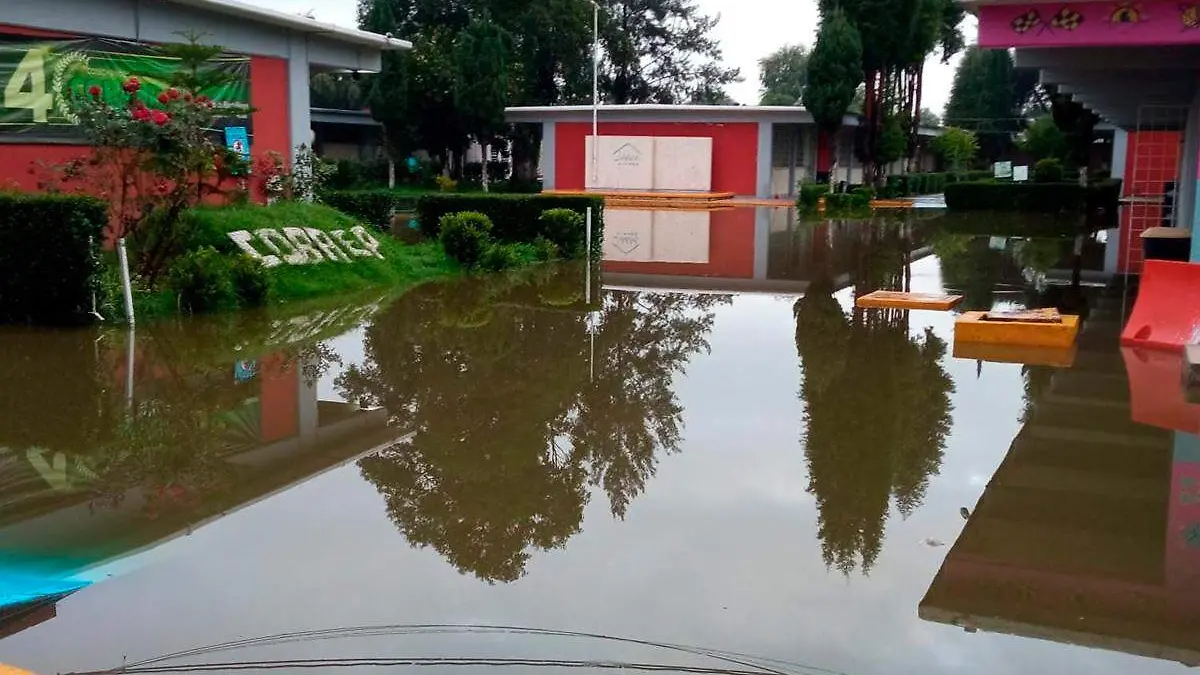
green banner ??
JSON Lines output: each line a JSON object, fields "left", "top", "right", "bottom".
{"left": 0, "top": 37, "right": 250, "bottom": 142}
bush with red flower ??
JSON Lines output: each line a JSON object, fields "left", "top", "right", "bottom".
{"left": 47, "top": 36, "right": 252, "bottom": 284}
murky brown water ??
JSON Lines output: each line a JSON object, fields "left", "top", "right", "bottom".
{"left": 2, "top": 208, "right": 1198, "bottom": 675}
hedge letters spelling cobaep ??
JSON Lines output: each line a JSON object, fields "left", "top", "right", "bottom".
{"left": 227, "top": 226, "right": 385, "bottom": 267}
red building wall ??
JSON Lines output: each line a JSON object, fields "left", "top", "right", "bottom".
{"left": 555, "top": 122, "right": 759, "bottom": 195}
{"left": 1120, "top": 130, "right": 1182, "bottom": 274}
{"left": 601, "top": 208, "right": 756, "bottom": 278}
{"left": 0, "top": 25, "right": 291, "bottom": 194}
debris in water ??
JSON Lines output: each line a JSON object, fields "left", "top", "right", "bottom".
{"left": 922, "top": 538, "right": 946, "bottom": 547}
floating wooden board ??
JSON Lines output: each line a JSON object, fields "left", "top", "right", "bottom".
{"left": 956, "top": 311, "right": 1080, "bottom": 348}
{"left": 952, "top": 340, "right": 1077, "bottom": 368}
{"left": 856, "top": 290, "right": 964, "bottom": 311}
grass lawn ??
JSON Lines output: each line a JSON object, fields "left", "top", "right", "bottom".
{"left": 100, "top": 201, "right": 460, "bottom": 323}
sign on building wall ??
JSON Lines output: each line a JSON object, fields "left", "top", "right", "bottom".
{"left": 585, "top": 135, "right": 714, "bottom": 191}
{"left": 0, "top": 37, "right": 250, "bottom": 142}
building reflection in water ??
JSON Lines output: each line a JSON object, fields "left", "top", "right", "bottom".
{"left": 920, "top": 280, "right": 1200, "bottom": 666}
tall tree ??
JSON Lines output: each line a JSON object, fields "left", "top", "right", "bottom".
{"left": 597, "top": 0, "right": 741, "bottom": 104}
{"left": 813, "top": 0, "right": 965, "bottom": 183}
{"left": 943, "top": 47, "right": 1042, "bottom": 163}
{"left": 919, "top": 107, "right": 941, "bottom": 128}
{"left": 804, "top": 7, "right": 864, "bottom": 179}
{"left": 759, "top": 45, "right": 809, "bottom": 106}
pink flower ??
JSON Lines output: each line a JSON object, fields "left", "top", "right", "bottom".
{"left": 151, "top": 110, "right": 170, "bottom": 126}
{"left": 132, "top": 107, "right": 151, "bottom": 122}
{"left": 167, "top": 88, "right": 180, "bottom": 100}
{"left": 157, "top": 92, "right": 171, "bottom": 105}
{"left": 88, "top": 85, "right": 102, "bottom": 99}
{"left": 122, "top": 77, "right": 140, "bottom": 93}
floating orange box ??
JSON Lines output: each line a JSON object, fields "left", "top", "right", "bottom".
{"left": 955, "top": 311, "right": 1080, "bottom": 349}
{"left": 856, "top": 290, "right": 964, "bottom": 311}
{"left": 952, "top": 340, "right": 1078, "bottom": 368}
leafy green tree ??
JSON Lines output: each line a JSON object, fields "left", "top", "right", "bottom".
{"left": 1020, "top": 115, "right": 1068, "bottom": 161}
{"left": 919, "top": 107, "right": 941, "bottom": 128}
{"left": 813, "top": 0, "right": 964, "bottom": 182}
{"left": 759, "top": 45, "right": 809, "bottom": 106}
{"left": 944, "top": 47, "right": 1042, "bottom": 162}
{"left": 805, "top": 8, "right": 863, "bottom": 133}
{"left": 932, "top": 126, "right": 979, "bottom": 171}
{"left": 598, "top": 0, "right": 741, "bottom": 104}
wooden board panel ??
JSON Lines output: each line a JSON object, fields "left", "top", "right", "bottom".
{"left": 856, "top": 290, "right": 963, "bottom": 311}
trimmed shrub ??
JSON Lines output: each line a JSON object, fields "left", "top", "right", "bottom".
{"left": 229, "top": 255, "right": 271, "bottom": 306}
{"left": 168, "top": 246, "right": 238, "bottom": 313}
{"left": 532, "top": 236, "right": 560, "bottom": 262}
{"left": 1033, "top": 158, "right": 1065, "bottom": 183}
{"left": 0, "top": 193, "right": 106, "bottom": 324}
{"left": 322, "top": 189, "right": 420, "bottom": 229}
{"left": 439, "top": 211, "right": 494, "bottom": 268}
{"left": 538, "top": 208, "right": 586, "bottom": 257}
{"left": 417, "top": 193, "right": 604, "bottom": 258}
{"left": 798, "top": 183, "right": 828, "bottom": 209}
{"left": 478, "top": 242, "right": 541, "bottom": 272}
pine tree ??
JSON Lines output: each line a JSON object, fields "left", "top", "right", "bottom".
{"left": 598, "top": 0, "right": 741, "bottom": 104}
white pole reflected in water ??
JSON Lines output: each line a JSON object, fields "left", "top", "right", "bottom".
{"left": 125, "top": 327, "right": 135, "bottom": 414}
{"left": 585, "top": 207, "right": 593, "bottom": 304}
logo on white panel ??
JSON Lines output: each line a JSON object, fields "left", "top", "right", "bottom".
{"left": 612, "top": 143, "right": 643, "bottom": 167}
{"left": 612, "top": 231, "right": 641, "bottom": 255}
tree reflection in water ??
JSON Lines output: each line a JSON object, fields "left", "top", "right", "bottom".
{"left": 339, "top": 268, "right": 726, "bottom": 583}
{"left": 794, "top": 221, "right": 955, "bottom": 576}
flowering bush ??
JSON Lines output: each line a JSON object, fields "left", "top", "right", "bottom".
{"left": 41, "top": 36, "right": 251, "bottom": 284}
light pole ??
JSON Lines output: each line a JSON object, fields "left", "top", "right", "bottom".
{"left": 591, "top": 0, "right": 600, "bottom": 187}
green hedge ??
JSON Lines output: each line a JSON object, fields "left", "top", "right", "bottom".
{"left": 0, "top": 193, "right": 107, "bottom": 324}
{"left": 322, "top": 189, "right": 421, "bottom": 229}
{"left": 944, "top": 179, "right": 1122, "bottom": 213}
{"left": 417, "top": 193, "right": 605, "bottom": 259}
{"left": 883, "top": 171, "right": 994, "bottom": 198}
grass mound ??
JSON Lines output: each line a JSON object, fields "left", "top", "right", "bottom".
{"left": 184, "top": 201, "right": 459, "bottom": 303}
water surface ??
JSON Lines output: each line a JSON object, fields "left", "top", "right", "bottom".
{"left": 1, "top": 209, "right": 1197, "bottom": 675}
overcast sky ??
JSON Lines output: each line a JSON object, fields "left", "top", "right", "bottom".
{"left": 252, "top": 0, "right": 977, "bottom": 115}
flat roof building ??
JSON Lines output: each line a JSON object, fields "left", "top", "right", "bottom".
{"left": 506, "top": 104, "right": 941, "bottom": 199}
{"left": 0, "top": 0, "right": 408, "bottom": 191}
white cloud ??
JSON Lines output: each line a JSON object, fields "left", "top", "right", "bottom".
{"left": 247, "top": 0, "right": 977, "bottom": 115}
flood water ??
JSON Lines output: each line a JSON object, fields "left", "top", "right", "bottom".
{"left": 2, "top": 208, "right": 1199, "bottom": 675}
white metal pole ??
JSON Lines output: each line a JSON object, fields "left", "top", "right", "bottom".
{"left": 585, "top": 207, "right": 593, "bottom": 304}
{"left": 117, "top": 237, "right": 135, "bottom": 327}
{"left": 592, "top": 1, "right": 599, "bottom": 187}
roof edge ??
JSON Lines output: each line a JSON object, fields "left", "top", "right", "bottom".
{"left": 165, "top": 0, "right": 412, "bottom": 51}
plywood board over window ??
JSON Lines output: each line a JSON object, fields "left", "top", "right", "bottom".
{"left": 585, "top": 135, "right": 713, "bottom": 191}
{"left": 653, "top": 136, "right": 713, "bottom": 191}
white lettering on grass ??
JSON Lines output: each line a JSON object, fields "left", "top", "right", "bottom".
{"left": 332, "top": 229, "right": 370, "bottom": 258}
{"left": 351, "top": 226, "right": 385, "bottom": 260}
{"left": 282, "top": 227, "right": 324, "bottom": 264}
{"left": 306, "top": 228, "right": 350, "bottom": 262}
{"left": 226, "top": 226, "right": 388, "bottom": 266}
{"left": 228, "top": 230, "right": 282, "bottom": 268}
{"left": 255, "top": 228, "right": 296, "bottom": 265}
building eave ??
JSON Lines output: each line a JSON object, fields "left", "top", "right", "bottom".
{"left": 164, "top": 0, "right": 412, "bottom": 51}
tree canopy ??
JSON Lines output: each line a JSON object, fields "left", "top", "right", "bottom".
{"left": 932, "top": 126, "right": 979, "bottom": 171}
{"left": 806, "top": 0, "right": 965, "bottom": 182}
{"left": 598, "top": 0, "right": 741, "bottom": 104}
{"left": 803, "top": 8, "right": 863, "bottom": 133}
{"left": 356, "top": 0, "right": 740, "bottom": 177}
{"left": 759, "top": 45, "right": 809, "bottom": 106}
{"left": 944, "top": 47, "right": 1043, "bottom": 162}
